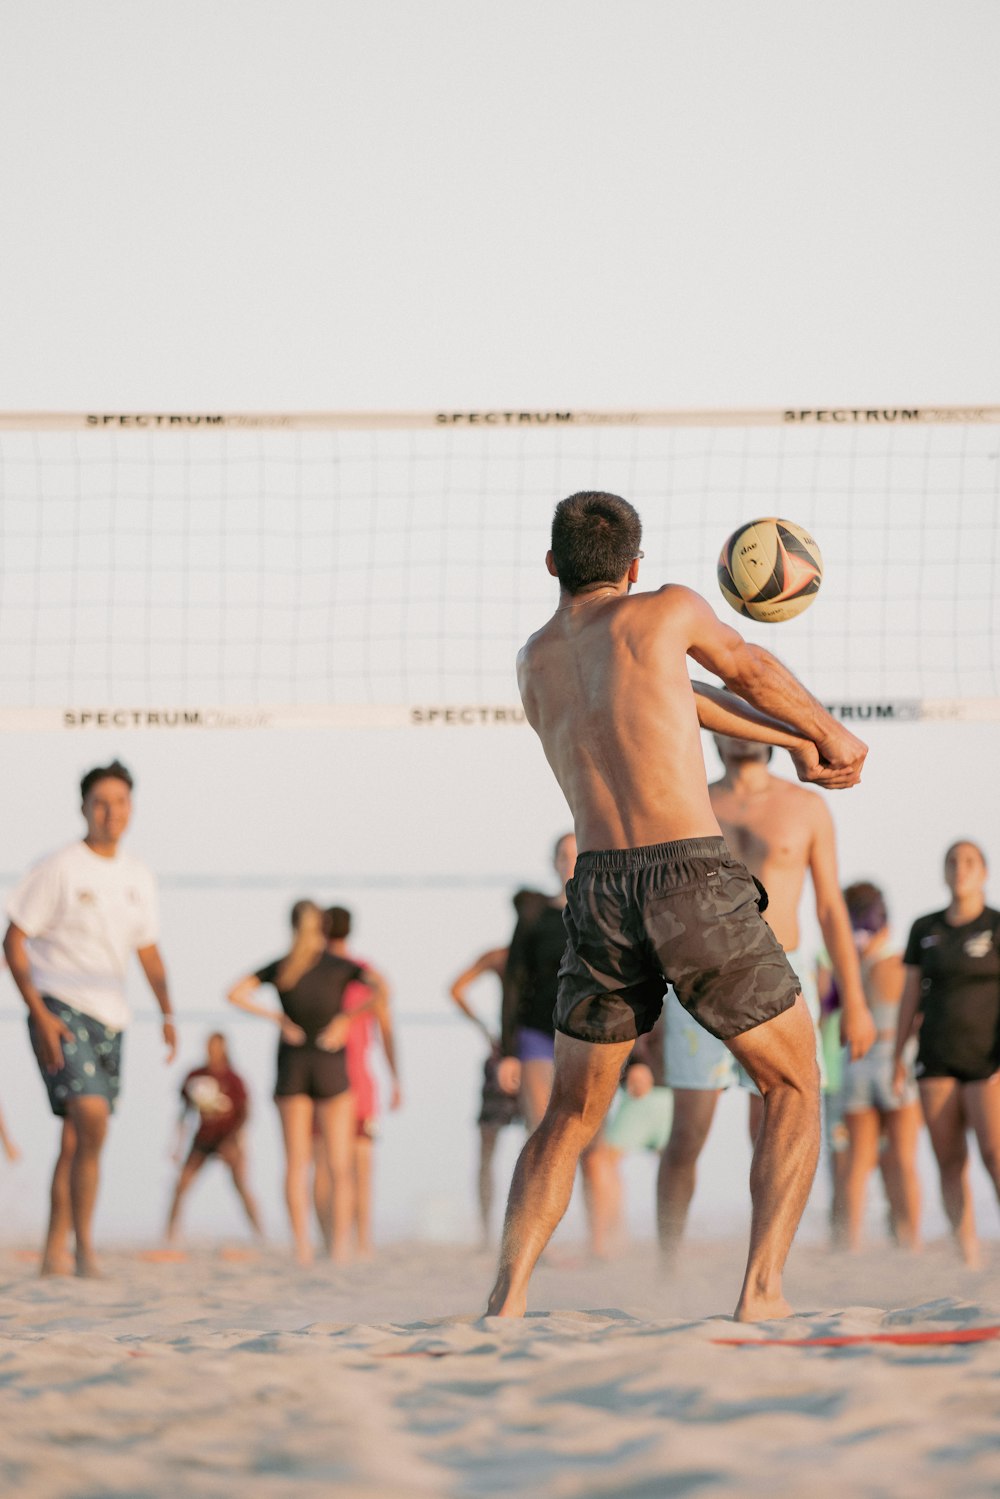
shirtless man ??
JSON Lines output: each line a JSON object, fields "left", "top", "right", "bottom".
{"left": 657, "top": 734, "right": 870, "bottom": 1256}
{"left": 485, "top": 492, "right": 873, "bottom": 1321}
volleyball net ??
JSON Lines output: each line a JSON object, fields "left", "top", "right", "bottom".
{"left": 0, "top": 406, "right": 998, "bottom": 729}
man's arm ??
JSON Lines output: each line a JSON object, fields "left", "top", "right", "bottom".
{"left": 693, "top": 681, "right": 837, "bottom": 786}
{"left": 675, "top": 587, "right": 867, "bottom": 786}
{"left": 2, "top": 922, "right": 73, "bottom": 1072}
{"left": 136, "top": 944, "right": 177, "bottom": 1063}
{"left": 807, "top": 803, "right": 876, "bottom": 1060}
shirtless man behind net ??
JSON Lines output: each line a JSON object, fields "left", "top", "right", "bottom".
{"left": 485, "top": 492, "right": 872, "bottom": 1322}
{"left": 657, "top": 733, "right": 872, "bottom": 1256}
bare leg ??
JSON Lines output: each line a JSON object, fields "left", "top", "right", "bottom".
{"left": 842, "top": 1108, "right": 880, "bottom": 1250}
{"left": 477, "top": 1124, "right": 502, "bottom": 1245}
{"left": 725, "top": 995, "right": 821, "bottom": 1321}
{"left": 919, "top": 1078, "right": 977, "bottom": 1266}
{"left": 656, "top": 1089, "right": 720, "bottom": 1258}
{"left": 486, "top": 1035, "right": 633, "bottom": 1317}
{"left": 316, "top": 1093, "right": 356, "bottom": 1263}
{"left": 67, "top": 1096, "right": 110, "bottom": 1277}
{"left": 580, "top": 1139, "right": 623, "bottom": 1258}
{"left": 277, "top": 1095, "right": 317, "bottom": 1264}
{"left": 880, "top": 1103, "right": 922, "bottom": 1249}
{"left": 166, "top": 1152, "right": 206, "bottom": 1242}
{"left": 41, "top": 1118, "right": 77, "bottom": 1276}
{"left": 964, "top": 1079, "right": 1000, "bottom": 1212}
{"left": 312, "top": 1128, "right": 333, "bottom": 1253}
{"left": 520, "top": 1059, "right": 554, "bottom": 1133}
{"left": 353, "top": 1134, "right": 374, "bottom": 1258}
{"left": 219, "top": 1136, "right": 264, "bottom": 1238}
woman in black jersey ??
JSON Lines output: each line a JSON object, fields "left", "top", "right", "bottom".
{"left": 227, "top": 899, "right": 386, "bottom": 1264}
{"left": 893, "top": 841, "right": 1000, "bottom": 1266}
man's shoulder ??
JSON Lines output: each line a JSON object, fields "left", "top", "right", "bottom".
{"left": 771, "top": 775, "right": 826, "bottom": 815}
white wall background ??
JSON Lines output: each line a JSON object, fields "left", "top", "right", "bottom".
{"left": 0, "top": 0, "right": 998, "bottom": 1252}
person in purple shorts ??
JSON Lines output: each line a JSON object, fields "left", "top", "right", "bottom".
{"left": 497, "top": 835, "right": 577, "bottom": 1130}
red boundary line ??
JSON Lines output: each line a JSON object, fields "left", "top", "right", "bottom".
{"left": 713, "top": 1325, "right": 1000, "bottom": 1348}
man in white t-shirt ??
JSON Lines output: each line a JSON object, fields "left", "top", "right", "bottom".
{"left": 3, "top": 760, "right": 176, "bottom": 1276}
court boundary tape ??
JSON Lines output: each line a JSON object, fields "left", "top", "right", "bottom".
{"left": 712, "top": 1325, "right": 1000, "bottom": 1348}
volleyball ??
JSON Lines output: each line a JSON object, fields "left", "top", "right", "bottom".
{"left": 717, "top": 517, "right": 823, "bottom": 623}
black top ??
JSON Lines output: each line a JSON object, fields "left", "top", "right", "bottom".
{"left": 255, "top": 952, "right": 365, "bottom": 1045}
{"left": 903, "top": 907, "right": 1000, "bottom": 1081}
{"left": 501, "top": 898, "right": 568, "bottom": 1054}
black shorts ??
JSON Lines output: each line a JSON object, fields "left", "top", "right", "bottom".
{"left": 555, "top": 837, "right": 800, "bottom": 1046}
{"left": 275, "top": 1042, "right": 349, "bottom": 1100}
{"left": 478, "top": 1055, "right": 522, "bottom": 1129}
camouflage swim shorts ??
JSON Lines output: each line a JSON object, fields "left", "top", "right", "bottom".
{"left": 554, "top": 837, "right": 800, "bottom": 1045}
{"left": 28, "top": 995, "right": 123, "bottom": 1117}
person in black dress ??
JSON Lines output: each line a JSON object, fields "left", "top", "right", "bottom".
{"left": 228, "top": 899, "right": 387, "bottom": 1263}
{"left": 893, "top": 841, "right": 1000, "bottom": 1266}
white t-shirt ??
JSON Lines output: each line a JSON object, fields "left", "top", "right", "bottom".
{"left": 6, "top": 841, "right": 159, "bottom": 1031}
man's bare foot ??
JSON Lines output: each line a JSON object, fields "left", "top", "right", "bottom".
{"left": 75, "top": 1254, "right": 103, "bottom": 1279}
{"left": 485, "top": 1278, "right": 527, "bottom": 1317}
{"left": 733, "top": 1290, "right": 793, "bottom": 1323}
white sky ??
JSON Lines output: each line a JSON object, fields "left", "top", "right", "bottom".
{"left": 0, "top": 1, "right": 998, "bottom": 1250}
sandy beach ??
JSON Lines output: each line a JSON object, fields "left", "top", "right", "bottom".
{"left": 1, "top": 1238, "right": 998, "bottom": 1498}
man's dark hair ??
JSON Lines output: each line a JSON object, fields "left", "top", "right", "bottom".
{"left": 324, "top": 905, "right": 352, "bottom": 940}
{"left": 550, "top": 492, "right": 642, "bottom": 595}
{"left": 80, "top": 759, "right": 134, "bottom": 801}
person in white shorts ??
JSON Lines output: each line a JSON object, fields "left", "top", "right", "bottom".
{"left": 657, "top": 734, "right": 872, "bottom": 1256}
{"left": 3, "top": 760, "right": 176, "bottom": 1276}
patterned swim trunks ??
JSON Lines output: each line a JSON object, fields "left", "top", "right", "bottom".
{"left": 28, "top": 996, "right": 123, "bottom": 1117}
{"left": 555, "top": 837, "right": 800, "bottom": 1045}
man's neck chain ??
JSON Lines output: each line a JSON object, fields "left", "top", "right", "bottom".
{"left": 558, "top": 588, "right": 618, "bottom": 612}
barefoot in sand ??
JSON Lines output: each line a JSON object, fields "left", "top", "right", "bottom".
{"left": 733, "top": 1290, "right": 793, "bottom": 1323}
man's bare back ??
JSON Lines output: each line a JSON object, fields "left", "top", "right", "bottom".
{"left": 518, "top": 572, "right": 866, "bottom": 854}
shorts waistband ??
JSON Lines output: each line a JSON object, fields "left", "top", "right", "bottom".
{"left": 576, "top": 837, "right": 729, "bottom": 872}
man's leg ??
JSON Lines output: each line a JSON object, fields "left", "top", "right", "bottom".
{"left": 656, "top": 1090, "right": 721, "bottom": 1258}
{"left": 41, "top": 1118, "right": 77, "bottom": 1276}
{"left": 486, "top": 1034, "right": 632, "bottom": 1317}
{"left": 725, "top": 995, "right": 821, "bottom": 1321}
{"left": 166, "top": 1152, "right": 207, "bottom": 1242}
{"left": 66, "top": 1096, "right": 111, "bottom": 1277}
